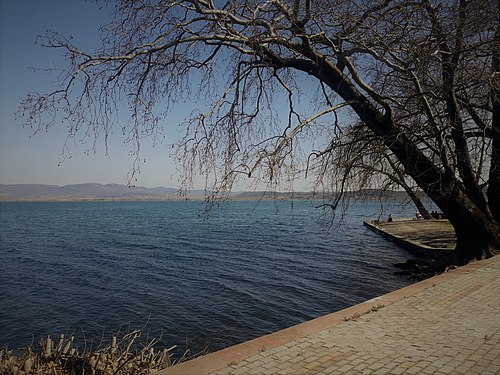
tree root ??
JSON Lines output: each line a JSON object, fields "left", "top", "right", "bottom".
{"left": 393, "top": 256, "right": 457, "bottom": 281}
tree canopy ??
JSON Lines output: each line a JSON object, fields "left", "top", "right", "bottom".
{"left": 20, "top": 0, "right": 500, "bottom": 262}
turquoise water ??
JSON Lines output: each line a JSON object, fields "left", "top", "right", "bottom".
{"left": 0, "top": 200, "right": 416, "bottom": 355}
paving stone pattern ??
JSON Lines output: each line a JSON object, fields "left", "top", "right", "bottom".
{"left": 211, "top": 258, "right": 500, "bottom": 375}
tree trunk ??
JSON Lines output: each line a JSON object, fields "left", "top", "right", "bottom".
{"left": 384, "top": 155, "right": 432, "bottom": 219}
{"left": 397, "top": 154, "right": 500, "bottom": 262}
{"left": 432, "top": 186, "right": 500, "bottom": 263}
{"left": 408, "top": 189, "right": 432, "bottom": 220}
{"left": 488, "top": 13, "right": 500, "bottom": 222}
{"left": 396, "top": 175, "right": 432, "bottom": 219}
{"left": 421, "top": 174, "right": 500, "bottom": 265}
{"left": 291, "top": 49, "right": 500, "bottom": 263}
{"left": 353, "top": 95, "right": 500, "bottom": 262}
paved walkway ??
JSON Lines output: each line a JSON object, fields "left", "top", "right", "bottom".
{"left": 156, "top": 255, "right": 500, "bottom": 375}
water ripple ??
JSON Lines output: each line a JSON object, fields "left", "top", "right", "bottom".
{"left": 1, "top": 200, "right": 417, "bottom": 355}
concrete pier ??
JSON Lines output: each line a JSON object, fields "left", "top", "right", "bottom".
{"left": 364, "top": 219, "right": 455, "bottom": 257}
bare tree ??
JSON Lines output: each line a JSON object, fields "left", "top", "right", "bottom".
{"left": 20, "top": 0, "right": 500, "bottom": 263}
{"left": 312, "top": 123, "right": 433, "bottom": 219}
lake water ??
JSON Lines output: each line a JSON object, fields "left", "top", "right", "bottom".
{"left": 0, "top": 199, "right": 417, "bottom": 356}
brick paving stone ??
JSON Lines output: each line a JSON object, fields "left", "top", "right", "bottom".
{"left": 232, "top": 366, "right": 250, "bottom": 375}
{"left": 348, "top": 358, "right": 363, "bottom": 366}
{"left": 242, "top": 355, "right": 258, "bottom": 364}
{"left": 260, "top": 368, "right": 275, "bottom": 375}
{"left": 473, "top": 365, "right": 488, "bottom": 373}
{"left": 353, "top": 362, "right": 367, "bottom": 371}
{"left": 487, "top": 364, "right": 500, "bottom": 372}
{"left": 248, "top": 368, "right": 268, "bottom": 375}
{"left": 453, "top": 366, "right": 471, "bottom": 375}
{"left": 214, "top": 367, "right": 232, "bottom": 375}
{"left": 398, "top": 367, "right": 415, "bottom": 375}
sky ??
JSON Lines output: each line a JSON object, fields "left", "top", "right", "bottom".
{"left": 0, "top": 0, "right": 329, "bottom": 191}
{"left": 0, "top": 0, "right": 188, "bottom": 188}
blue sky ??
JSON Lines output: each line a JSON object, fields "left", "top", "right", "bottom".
{"left": 0, "top": 0, "right": 183, "bottom": 188}
{"left": 0, "top": 0, "right": 332, "bottom": 191}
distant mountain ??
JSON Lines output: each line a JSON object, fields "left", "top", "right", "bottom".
{"left": 234, "top": 191, "right": 314, "bottom": 199}
{"left": 0, "top": 183, "right": 418, "bottom": 202}
{"left": 0, "top": 183, "right": 204, "bottom": 201}
{"left": 232, "top": 189, "right": 417, "bottom": 200}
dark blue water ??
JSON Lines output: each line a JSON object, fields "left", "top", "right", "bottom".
{"left": 0, "top": 200, "right": 416, "bottom": 355}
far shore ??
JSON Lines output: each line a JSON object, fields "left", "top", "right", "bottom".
{"left": 0, "top": 195, "right": 206, "bottom": 203}
{"left": 0, "top": 184, "right": 430, "bottom": 203}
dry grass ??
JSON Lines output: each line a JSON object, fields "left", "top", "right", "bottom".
{"left": 0, "top": 329, "right": 186, "bottom": 375}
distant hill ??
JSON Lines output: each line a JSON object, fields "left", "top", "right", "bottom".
{"left": 232, "top": 189, "right": 419, "bottom": 201}
{"left": 0, "top": 183, "right": 202, "bottom": 201}
{"left": 0, "top": 183, "right": 419, "bottom": 202}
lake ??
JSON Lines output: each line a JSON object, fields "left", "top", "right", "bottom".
{"left": 0, "top": 199, "right": 417, "bottom": 356}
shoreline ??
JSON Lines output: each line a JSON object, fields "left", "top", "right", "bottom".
{"left": 155, "top": 255, "right": 498, "bottom": 374}
{"left": 0, "top": 195, "right": 427, "bottom": 203}
{"left": 154, "top": 217, "right": 461, "bottom": 374}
